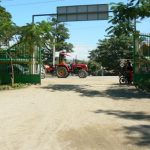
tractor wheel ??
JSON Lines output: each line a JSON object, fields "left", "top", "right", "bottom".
{"left": 56, "top": 67, "right": 69, "bottom": 78}
{"left": 78, "top": 69, "right": 88, "bottom": 78}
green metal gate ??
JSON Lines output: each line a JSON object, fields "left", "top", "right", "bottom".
{"left": 134, "top": 34, "right": 150, "bottom": 84}
{"left": 0, "top": 43, "right": 41, "bottom": 85}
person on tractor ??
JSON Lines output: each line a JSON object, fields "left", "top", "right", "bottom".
{"left": 59, "top": 51, "right": 66, "bottom": 65}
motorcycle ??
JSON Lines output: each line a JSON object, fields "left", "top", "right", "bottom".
{"left": 119, "top": 70, "right": 133, "bottom": 85}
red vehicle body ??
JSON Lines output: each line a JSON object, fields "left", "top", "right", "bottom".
{"left": 56, "top": 62, "right": 88, "bottom": 78}
{"left": 45, "top": 51, "right": 88, "bottom": 78}
{"left": 44, "top": 65, "right": 55, "bottom": 73}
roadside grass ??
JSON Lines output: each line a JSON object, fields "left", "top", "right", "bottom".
{"left": 136, "top": 79, "right": 150, "bottom": 93}
{"left": 143, "top": 80, "right": 150, "bottom": 92}
{"left": 0, "top": 83, "right": 30, "bottom": 91}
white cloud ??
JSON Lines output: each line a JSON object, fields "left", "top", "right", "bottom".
{"left": 72, "top": 43, "right": 96, "bottom": 60}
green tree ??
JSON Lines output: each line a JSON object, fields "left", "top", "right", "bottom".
{"left": 19, "top": 24, "right": 40, "bottom": 47}
{"left": 0, "top": 6, "right": 16, "bottom": 48}
{"left": 0, "top": 5, "right": 18, "bottom": 85}
{"left": 129, "top": 0, "right": 150, "bottom": 18}
{"left": 14, "top": 19, "right": 73, "bottom": 65}
{"left": 40, "top": 18, "right": 73, "bottom": 52}
{"left": 107, "top": 0, "right": 150, "bottom": 36}
{"left": 88, "top": 35, "right": 133, "bottom": 71}
{"left": 88, "top": 60, "right": 101, "bottom": 76}
{"left": 38, "top": 18, "right": 73, "bottom": 64}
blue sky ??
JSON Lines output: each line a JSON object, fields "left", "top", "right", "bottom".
{"left": 1, "top": 0, "right": 150, "bottom": 60}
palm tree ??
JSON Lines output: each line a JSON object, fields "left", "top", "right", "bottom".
{"left": 18, "top": 23, "right": 45, "bottom": 74}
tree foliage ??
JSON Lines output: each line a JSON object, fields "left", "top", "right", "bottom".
{"left": 15, "top": 19, "right": 73, "bottom": 64}
{"left": 48, "top": 18, "right": 73, "bottom": 52}
{"left": 0, "top": 6, "right": 73, "bottom": 64}
{"left": 88, "top": 35, "right": 133, "bottom": 71}
{"left": 88, "top": 61, "right": 101, "bottom": 76}
{"left": 89, "top": 0, "right": 150, "bottom": 73}
{"left": 107, "top": 0, "right": 150, "bottom": 36}
{"left": 36, "top": 18, "right": 73, "bottom": 64}
{"left": 0, "top": 6, "right": 16, "bottom": 47}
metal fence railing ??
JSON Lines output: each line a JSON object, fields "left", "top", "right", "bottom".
{"left": 0, "top": 44, "right": 41, "bottom": 85}
{"left": 134, "top": 34, "right": 150, "bottom": 83}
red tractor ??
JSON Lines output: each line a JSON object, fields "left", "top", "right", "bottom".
{"left": 55, "top": 51, "right": 88, "bottom": 78}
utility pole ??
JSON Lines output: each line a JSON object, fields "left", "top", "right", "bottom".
{"left": 53, "top": 38, "right": 56, "bottom": 67}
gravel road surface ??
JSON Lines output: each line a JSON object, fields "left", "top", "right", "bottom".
{"left": 0, "top": 76, "right": 150, "bottom": 150}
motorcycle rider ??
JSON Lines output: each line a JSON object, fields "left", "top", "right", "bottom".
{"left": 126, "top": 60, "right": 133, "bottom": 84}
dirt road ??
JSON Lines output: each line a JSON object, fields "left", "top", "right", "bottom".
{"left": 0, "top": 76, "right": 150, "bottom": 150}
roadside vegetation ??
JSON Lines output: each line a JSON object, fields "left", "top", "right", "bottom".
{"left": 88, "top": 0, "right": 150, "bottom": 91}
{"left": 0, "top": 83, "right": 30, "bottom": 91}
{"left": 88, "top": 0, "right": 150, "bottom": 73}
{"left": 0, "top": 2, "right": 73, "bottom": 86}
{"left": 136, "top": 79, "right": 150, "bottom": 92}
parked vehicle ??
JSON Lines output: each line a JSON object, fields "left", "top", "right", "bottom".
{"left": 55, "top": 51, "right": 88, "bottom": 78}
{"left": 44, "top": 64, "right": 55, "bottom": 75}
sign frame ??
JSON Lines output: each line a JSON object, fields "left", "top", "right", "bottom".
{"left": 57, "top": 4, "right": 109, "bottom": 22}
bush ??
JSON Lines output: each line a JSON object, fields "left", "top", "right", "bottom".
{"left": 136, "top": 79, "right": 150, "bottom": 92}
{"left": 142, "top": 79, "right": 150, "bottom": 92}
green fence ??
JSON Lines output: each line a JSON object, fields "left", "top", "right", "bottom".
{"left": 134, "top": 34, "right": 150, "bottom": 84}
{"left": 0, "top": 44, "right": 41, "bottom": 85}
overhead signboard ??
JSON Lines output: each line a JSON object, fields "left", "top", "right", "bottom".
{"left": 57, "top": 4, "right": 109, "bottom": 22}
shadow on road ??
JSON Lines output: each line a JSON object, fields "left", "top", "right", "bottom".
{"left": 93, "top": 109, "right": 150, "bottom": 121}
{"left": 105, "top": 88, "right": 150, "bottom": 99}
{"left": 41, "top": 84, "right": 150, "bottom": 99}
{"left": 93, "top": 109, "right": 150, "bottom": 147}
{"left": 42, "top": 84, "right": 104, "bottom": 97}
{"left": 124, "top": 125, "right": 150, "bottom": 147}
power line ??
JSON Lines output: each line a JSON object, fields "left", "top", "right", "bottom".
{"left": 1, "top": 0, "right": 93, "bottom": 6}
{"left": 2, "top": 0, "right": 64, "bottom": 7}
{"left": 2, "top": 0, "right": 14, "bottom": 1}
